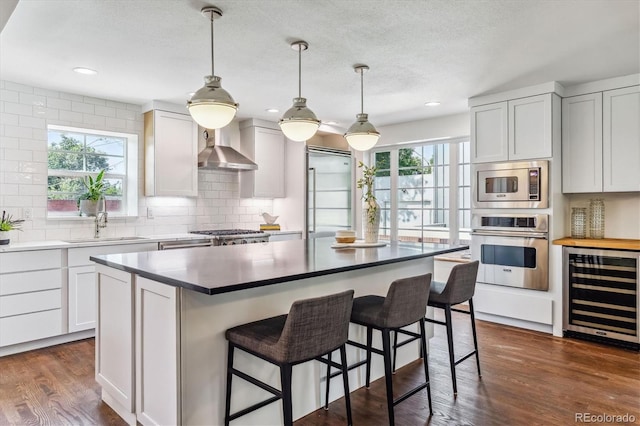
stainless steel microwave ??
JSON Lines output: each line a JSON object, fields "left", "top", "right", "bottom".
{"left": 472, "top": 160, "right": 548, "bottom": 209}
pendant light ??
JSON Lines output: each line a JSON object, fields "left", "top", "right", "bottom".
{"left": 345, "top": 65, "right": 380, "bottom": 151}
{"left": 187, "top": 6, "right": 237, "bottom": 129}
{"left": 279, "top": 41, "right": 320, "bottom": 142}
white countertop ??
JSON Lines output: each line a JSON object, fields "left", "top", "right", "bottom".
{"left": 0, "top": 233, "right": 207, "bottom": 253}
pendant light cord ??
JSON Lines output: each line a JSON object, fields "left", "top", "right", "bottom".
{"left": 360, "top": 69, "right": 364, "bottom": 114}
{"left": 210, "top": 12, "right": 215, "bottom": 76}
{"left": 297, "top": 45, "right": 302, "bottom": 98}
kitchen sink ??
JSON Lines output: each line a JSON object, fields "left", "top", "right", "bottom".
{"left": 63, "top": 236, "right": 149, "bottom": 243}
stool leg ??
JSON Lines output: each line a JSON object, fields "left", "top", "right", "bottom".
{"left": 392, "top": 330, "right": 398, "bottom": 373}
{"left": 381, "top": 329, "right": 395, "bottom": 426}
{"left": 365, "top": 326, "right": 373, "bottom": 388}
{"left": 280, "top": 364, "right": 293, "bottom": 426}
{"left": 324, "top": 351, "right": 332, "bottom": 410}
{"left": 419, "top": 319, "right": 432, "bottom": 415}
{"left": 469, "top": 298, "right": 482, "bottom": 378}
{"left": 339, "top": 344, "right": 353, "bottom": 426}
{"left": 444, "top": 305, "right": 457, "bottom": 396}
{"left": 224, "top": 342, "right": 234, "bottom": 426}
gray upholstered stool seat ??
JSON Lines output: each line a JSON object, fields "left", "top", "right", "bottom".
{"left": 224, "top": 290, "right": 354, "bottom": 426}
{"left": 326, "top": 273, "right": 433, "bottom": 426}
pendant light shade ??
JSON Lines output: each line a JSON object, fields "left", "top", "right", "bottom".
{"left": 187, "top": 6, "right": 237, "bottom": 129}
{"left": 279, "top": 41, "right": 320, "bottom": 142}
{"left": 345, "top": 65, "right": 380, "bottom": 151}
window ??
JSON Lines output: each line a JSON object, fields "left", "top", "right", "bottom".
{"left": 371, "top": 139, "right": 470, "bottom": 244}
{"left": 47, "top": 125, "right": 138, "bottom": 217}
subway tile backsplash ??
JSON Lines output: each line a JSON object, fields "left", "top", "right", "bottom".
{"left": 0, "top": 80, "right": 273, "bottom": 242}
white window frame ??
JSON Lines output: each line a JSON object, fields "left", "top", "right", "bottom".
{"left": 370, "top": 137, "right": 470, "bottom": 244}
{"left": 47, "top": 125, "right": 138, "bottom": 218}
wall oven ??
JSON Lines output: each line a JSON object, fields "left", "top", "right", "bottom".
{"left": 473, "top": 160, "right": 548, "bottom": 209}
{"left": 471, "top": 214, "right": 549, "bottom": 291}
{"left": 563, "top": 247, "right": 639, "bottom": 349}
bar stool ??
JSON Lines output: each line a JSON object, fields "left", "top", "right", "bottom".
{"left": 224, "top": 290, "right": 354, "bottom": 426}
{"left": 327, "top": 273, "right": 432, "bottom": 426}
{"left": 425, "top": 260, "right": 481, "bottom": 396}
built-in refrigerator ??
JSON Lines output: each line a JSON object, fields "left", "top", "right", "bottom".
{"left": 306, "top": 147, "right": 353, "bottom": 239}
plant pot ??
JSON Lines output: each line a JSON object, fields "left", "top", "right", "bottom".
{"left": 79, "top": 199, "right": 104, "bottom": 217}
{"left": 363, "top": 202, "right": 381, "bottom": 243}
{"left": 0, "top": 231, "right": 10, "bottom": 245}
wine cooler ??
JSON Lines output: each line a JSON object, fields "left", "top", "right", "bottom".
{"left": 563, "top": 247, "right": 639, "bottom": 349}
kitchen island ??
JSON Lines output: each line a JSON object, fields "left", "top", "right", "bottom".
{"left": 91, "top": 238, "right": 466, "bottom": 425}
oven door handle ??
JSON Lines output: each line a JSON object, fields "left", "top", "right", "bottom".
{"left": 471, "top": 230, "right": 548, "bottom": 239}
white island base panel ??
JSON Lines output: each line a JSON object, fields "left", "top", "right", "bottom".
{"left": 96, "top": 258, "right": 433, "bottom": 426}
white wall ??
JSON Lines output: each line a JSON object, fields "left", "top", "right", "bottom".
{"left": 377, "top": 112, "right": 469, "bottom": 145}
{"left": 0, "top": 80, "right": 272, "bottom": 243}
{"left": 565, "top": 193, "right": 640, "bottom": 239}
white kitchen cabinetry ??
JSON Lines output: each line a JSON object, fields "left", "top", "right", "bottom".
{"left": 603, "top": 86, "right": 640, "bottom": 192}
{"left": 144, "top": 110, "right": 198, "bottom": 197}
{"left": 95, "top": 264, "right": 136, "bottom": 424}
{"left": 240, "top": 121, "right": 286, "bottom": 198}
{"left": 562, "top": 86, "right": 639, "bottom": 193}
{"left": 471, "top": 102, "right": 508, "bottom": 163}
{"left": 68, "top": 242, "right": 158, "bottom": 332}
{"left": 471, "top": 94, "right": 555, "bottom": 163}
{"left": 135, "top": 277, "right": 180, "bottom": 426}
{"left": 562, "top": 93, "right": 603, "bottom": 193}
{"left": 0, "top": 250, "right": 63, "bottom": 347}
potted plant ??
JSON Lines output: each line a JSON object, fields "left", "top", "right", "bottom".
{"left": 78, "top": 169, "right": 106, "bottom": 217}
{"left": 357, "top": 161, "right": 380, "bottom": 243}
{"left": 0, "top": 210, "right": 25, "bottom": 245}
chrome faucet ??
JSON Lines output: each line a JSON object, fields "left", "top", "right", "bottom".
{"left": 94, "top": 198, "right": 108, "bottom": 238}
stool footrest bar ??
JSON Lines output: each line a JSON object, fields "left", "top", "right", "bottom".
{"left": 228, "top": 395, "right": 282, "bottom": 422}
{"left": 231, "top": 367, "right": 282, "bottom": 397}
{"left": 393, "top": 382, "right": 429, "bottom": 406}
{"left": 454, "top": 350, "right": 478, "bottom": 366}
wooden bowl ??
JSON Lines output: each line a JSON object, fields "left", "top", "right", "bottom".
{"left": 335, "top": 236, "right": 356, "bottom": 244}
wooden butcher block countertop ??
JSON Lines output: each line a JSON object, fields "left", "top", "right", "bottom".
{"left": 552, "top": 237, "right": 640, "bottom": 251}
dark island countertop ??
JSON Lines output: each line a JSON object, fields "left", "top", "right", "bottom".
{"left": 90, "top": 238, "right": 468, "bottom": 295}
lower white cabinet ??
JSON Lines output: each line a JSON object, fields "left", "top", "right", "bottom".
{"left": 95, "top": 265, "right": 136, "bottom": 423}
{"left": 135, "top": 277, "right": 179, "bottom": 426}
{"left": 68, "top": 266, "right": 98, "bottom": 332}
{"left": 0, "top": 250, "right": 63, "bottom": 347}
{"left": 67, "top": 242, "right": 158, "bottom": 333}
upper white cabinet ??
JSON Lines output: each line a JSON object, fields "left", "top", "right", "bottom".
{"left": 471, "top": 102, "right": 508, "bottom": 163}
{"left": 562, "top": 93, "right": 603, "bottom": 193}
{"left": 144, "top": 110, "right": 198, "bottom": 197}
{"left": 562, "top": 85, "right": 639, "bottom": 193}
{"left": 603, "top": 86, "right": 640, "bottom": 192}
{"left": 240, "top": 121, "right": 286, "bottom": 198}
{"left": 471, "top": 94, "right": 555, "bottom": 163}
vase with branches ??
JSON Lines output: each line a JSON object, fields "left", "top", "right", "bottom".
{"left": 357, "top": 161, "right": 380, "bottom": 243}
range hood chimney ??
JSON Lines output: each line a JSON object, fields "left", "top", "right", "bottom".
{"left": 197, "top": 128, "right": 257, "bottom": 171}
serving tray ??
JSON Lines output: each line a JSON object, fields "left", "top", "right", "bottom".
{"left": 331, "top": 240, "right": 387, "bottom": 248}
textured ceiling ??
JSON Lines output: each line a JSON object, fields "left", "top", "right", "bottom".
{"left": 1, "top": 0, "right": 638, "bottom": 129}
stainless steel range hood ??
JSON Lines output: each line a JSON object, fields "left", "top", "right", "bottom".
{"left": 197, "top": 128, "right": 257, "bottom": 171}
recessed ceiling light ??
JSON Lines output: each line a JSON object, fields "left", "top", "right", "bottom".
{"left": 324, "top": 120, "right": 339, "bottom": 125}
{"left": 266, "top": 108, "right": 279, "bottom": 113}
{"left": 73, "top": 67, "right": 98, "bottom": 75}
{"left": 424, "top": 101, "right": 441, "bottom": 107}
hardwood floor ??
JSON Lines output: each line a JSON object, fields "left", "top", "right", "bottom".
{"left": 0, "top": 311, "right": 638, "bottom": 425}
